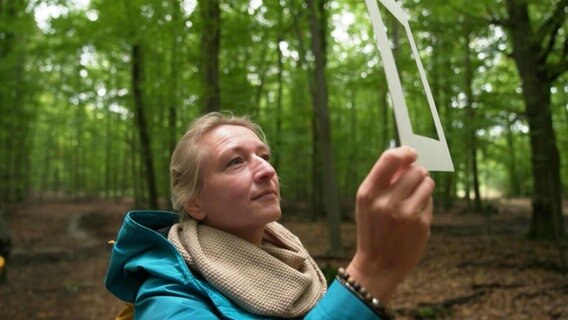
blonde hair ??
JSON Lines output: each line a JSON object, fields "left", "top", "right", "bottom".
{"left": 170, "top": 112, "right": 267, "bottom": 221}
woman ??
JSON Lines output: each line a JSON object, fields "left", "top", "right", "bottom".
{"left": 105, "top": 112, "right": 435, "bottom": 319}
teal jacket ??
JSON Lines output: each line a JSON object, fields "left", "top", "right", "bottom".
{"left": 105, "top": 211, "right": 381, "bottom": 319}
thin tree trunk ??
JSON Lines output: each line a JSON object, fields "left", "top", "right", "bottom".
{"left": 505, "top": 116, "right": 521, "bottom": 196}
{"left": 430, "top": 30, "right": 455, "bottom": 210}
{"left": 464, "top": 29, "right": 482, "bottom": 212}
{"left": 252, "top": 42, "right": 270, "bottom": 119}
{"left": 167, "top": 0, "right": 183, "bottom": 209}
{"left": 105, "top": 102, "right": 113, "bottom": 198}
{"left": 76, "top": 99, "right": 85, "bottom": 198}
{"left": 464, "top": 155, "right": 471, "bottom": 210}
{"left": 307, "top": 0, "right": 343, "bottom": 255}
{"left": 131, "top": 44, "right": 159, "bottom": 208}
{"left": 199, "top": 0, "right": 221, "bottom": 113}
{"left": 0, "top": 0, "right": 12, "bottom": 206}
{"left": 274, "top": 30, "right": 284, "bottom": 172}
{"left": 291, "top": 0, "right": 324, "bottom": 219}
{"left": 115, "top": 111, "right": 124, "bottom": 199}
{"left": 131, "top": 130, "right": 142, "bottom": 207}
{"left": 1, "top": 0, "right": 29, "bottom": 204}
{"left": 39, "top": 128, "right": 53, "bottom": 201}
{"left": 345, "top": 89, "right": 358, "bottom": 199}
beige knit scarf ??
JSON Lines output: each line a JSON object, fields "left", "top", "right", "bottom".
{"left": 168, "top": 219, "right": 327, "bottom": 318}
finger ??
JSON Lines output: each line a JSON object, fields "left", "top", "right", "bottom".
{"left": 388, "top": 165, "right": 428, "bottom": 203}
{"left": 360, "top": 146, "right": 418, "bottom": 194}
{"left": 422, "top": 196, "right": 434, "bottom": 225}
{"left": 404, "top": 176, "right": 435, "bottom": 216}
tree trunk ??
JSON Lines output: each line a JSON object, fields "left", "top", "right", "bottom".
{"left": 290, "top": 0, "right": 323, "bottom": 218}
{"left": 199, "top": 0, "right": 221, "bottom": 113}
{"left": 169, "top": 0, "right": 182, "bottom": 151}
{"left": 0, "top": 0, "right": 12, "bottom": 205}
{"left": 430, "top": 30, "right": 455, "bottom": 210}
{"left": 166, "top": 0, "right": 184, "bottom": 209}
{"left": 131, "top": 44, "right": 159, "bottom": 208}
{"left": 463, "top": 29, "right": 482, "bottom": 212}
{"left": 274, "top": 31, "right": 284, "bottom": 172}
{"left": 307, "top": 0, "right": 343, "bottom": 254}
{"left": 74, "top": 85, "right": 85, "bottom": 197}
{"left": 252, "top": 44, "right": 269, "bottom": 119}
{"left": 0, "top": 0, "right": 30, "bottom": 205}
{"left": 464, "top": 153, "right": 471, "bottom": 209}
{"left": 505, "top": 116, "right": 521, "bottom": 196}
{"left": 504, "top": 0, "right": 565, "bottom": 240}
{"left": 115, "top": 111, "right": 124, "bottom": 199}
{"left": 311, "top": 120, "right": 324, "bottom": 219}
{"left": 345, "top": 89, "right": 358, "bottom": 199}
{"left": 105, "top": 103, "right": 113, "bottom": 198}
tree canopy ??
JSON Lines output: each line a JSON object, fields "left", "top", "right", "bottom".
{"left": 0, "top": 0, "right": 566, "bottom": 244}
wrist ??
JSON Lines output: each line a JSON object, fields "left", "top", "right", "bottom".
{"left": 346, "top": 260, "right": 403, "bottom": 303}
{"left": 337, "top": 267, "right": 395, "bottom": 319}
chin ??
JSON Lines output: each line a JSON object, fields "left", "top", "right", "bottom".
{"left": 265, "top": 208, "right": 282, "bottom": 222}
{"left": 272, "top": 210, "right": 282, "bottom": 221}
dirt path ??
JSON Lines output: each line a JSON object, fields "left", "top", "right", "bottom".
{"left": 0, "top": 198, "right": 567, "bottom": 319}
{"left": 0, "top": 199, "right": 131, "bottom": 320}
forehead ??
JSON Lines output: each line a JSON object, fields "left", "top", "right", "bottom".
{"left": 201, "top": 124, "right": 266, "bottom": 155}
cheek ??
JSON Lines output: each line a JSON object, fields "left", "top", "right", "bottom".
{"left": 208, "top": 177, "right": 250, "bottom": 203}
{"left": 226, "top": 182, "right": 250, "bottom": 201}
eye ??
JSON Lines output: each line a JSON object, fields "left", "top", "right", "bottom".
{"left": 260, "top": 153, "right": 271, "bottom": 162}
{"left": 227, "top": 157, "right": 244, "bottom": 167}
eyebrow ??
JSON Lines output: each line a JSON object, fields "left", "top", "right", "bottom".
{"left": 218, "top": 143, "right": 271, "bottom": 160}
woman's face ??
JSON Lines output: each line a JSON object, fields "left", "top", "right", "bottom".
{"left": 185, "top": 124, "right": 281, "bottom": 242}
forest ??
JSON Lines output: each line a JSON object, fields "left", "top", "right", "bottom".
{"left": 0, "top": 0, "right": 567, "bottom": 319}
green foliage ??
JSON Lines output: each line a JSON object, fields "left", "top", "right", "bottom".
{"left": 0, "top": 0, "right": 566, "bottom": 210}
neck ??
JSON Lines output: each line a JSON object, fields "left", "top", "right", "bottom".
{"left": 204, "top": 222, "right": 266, "bottom": 245}
{"left": 234, "top": 226, "right": 266, "bottom": 245}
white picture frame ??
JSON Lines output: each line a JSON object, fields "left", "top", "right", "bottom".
{"left": 365, "top": 0, "right": 454, "bottom": 171}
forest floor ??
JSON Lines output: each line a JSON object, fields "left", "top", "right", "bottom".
{"left": 0, "top": 198, "right": 567, "bottom": 319}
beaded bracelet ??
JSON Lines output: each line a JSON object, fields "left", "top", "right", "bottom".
{"left": 337, "top": 267, "right": 395, "bottom": 320}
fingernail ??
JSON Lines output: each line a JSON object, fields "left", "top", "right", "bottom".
{"left": 404, "top": 146, "right": 416, "bottom": 154}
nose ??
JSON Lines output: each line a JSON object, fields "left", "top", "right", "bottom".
{"left": 253, "top": 156, "right": 276, "bottom": 182}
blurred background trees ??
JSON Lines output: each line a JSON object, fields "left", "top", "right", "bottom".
{"left": 0, "top": 0, "right": 566, "bottom": 250}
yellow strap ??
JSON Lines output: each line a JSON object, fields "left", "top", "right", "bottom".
{"left": 0, "top": 256, "right": 5, "bottom": 270}
{"left": 115, "top": 303, "right": 134, "bottom": 320}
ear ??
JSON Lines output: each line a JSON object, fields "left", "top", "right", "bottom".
{"left": 184, "top": 198, "right": 206, "bottom": 221}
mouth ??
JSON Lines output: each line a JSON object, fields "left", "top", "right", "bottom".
{"left": 252, "top": 190, "right": 277, "bottom": 200}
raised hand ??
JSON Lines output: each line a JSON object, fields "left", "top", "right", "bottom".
{"left": 346, "top": 146, "right": 435, "bottom": 302}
